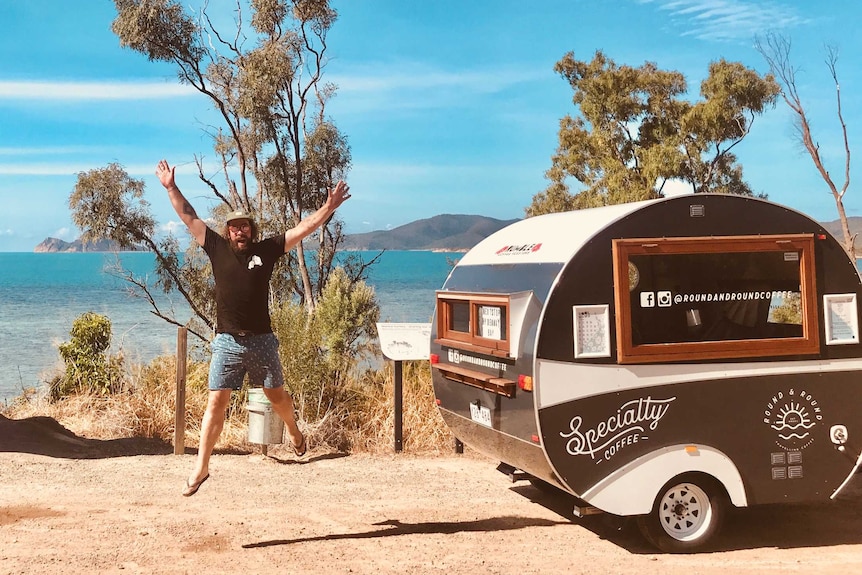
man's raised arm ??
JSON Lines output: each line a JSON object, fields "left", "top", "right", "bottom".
{"left": 283, "top": 180, "right": 352, "bottom": 252}
{"left": 156, "top": 160, "right": 207, "bottom": 247}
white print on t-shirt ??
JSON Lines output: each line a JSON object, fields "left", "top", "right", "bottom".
{"left": 248, "top": 255, "right": 263, "bottom": 269}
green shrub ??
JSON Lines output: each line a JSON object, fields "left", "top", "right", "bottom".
{"left": 272, "top": 267, "right": 379, "bottom": 422}
{"left": 52, "top": 312, "right": 125, "bottom": 399}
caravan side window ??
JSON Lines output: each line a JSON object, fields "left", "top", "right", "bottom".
{"left": 613, "top": 234, "right": 819, "bottom": 363}
{"left": 436, "top": 292, "right": 510, "bottom": 357}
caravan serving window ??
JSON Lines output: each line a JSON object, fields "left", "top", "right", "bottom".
{"left": 613, "top": 234, "right": 819, "bottom": 363}
{"left": 436, "top": 292, "right": 509, "bottom": 357}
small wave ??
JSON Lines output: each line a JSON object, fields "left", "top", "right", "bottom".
{"left": 778, "top": 432, "right": 811, "bottom": 440}
{"left": 770, "top": 421, "right": 816, "bottom": 431}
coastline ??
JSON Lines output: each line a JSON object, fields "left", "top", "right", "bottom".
{"left": 0, "top": 250, "right": 452, "bottom": 403}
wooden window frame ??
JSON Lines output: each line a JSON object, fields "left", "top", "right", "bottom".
{"left": 435, "top": 292, "right": 511, "bottom": 357}
{"left": 612, "top": 234, "right": 820, "bottom": 364}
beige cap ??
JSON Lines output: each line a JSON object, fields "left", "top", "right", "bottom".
{"left": 225, "top": 209, "right": 254, "bottom": 226}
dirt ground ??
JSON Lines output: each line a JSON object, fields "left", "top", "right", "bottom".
{"left": 3, "top": 415, "right": 862, "bottom": 575}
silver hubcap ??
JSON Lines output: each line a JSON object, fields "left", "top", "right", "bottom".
{"left": 658, "top": 482, "right": 712, "bottom": 541}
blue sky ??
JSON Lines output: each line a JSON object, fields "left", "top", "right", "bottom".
{"left": 1, "top": 0, "right": 861, "bottom": 252}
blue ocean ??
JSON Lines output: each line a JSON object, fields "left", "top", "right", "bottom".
{"left": 0, "top": 251, "right": 455, "bottom": 403}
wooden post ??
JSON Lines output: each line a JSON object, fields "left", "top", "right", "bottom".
{"left": 394, "top": 360, "right": 403, "bottom": 452}
{"left": 173, "top": 326, "right": 188, "bottom": 455}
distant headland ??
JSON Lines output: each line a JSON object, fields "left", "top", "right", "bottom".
{"left": 34, "top": 237, "right": 148, "bottom": 253}
{"left": 339, "top": 214, "right": 519, "bottom": 251}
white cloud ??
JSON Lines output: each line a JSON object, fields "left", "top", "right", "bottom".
{"left": 0, "top": 228, "right": 14, "bottom": 236}
{"left": 52, "top": 227, "right": 77, "bottom": 241}
{"left": 0, "top": 80, "right": 197, "bottom": 101}
{"left": 160, "top": 221, "right": 189, "bottom": 236}
{"left": 0, "top": 160, "right": 195, "bottom": 177}
{"left": 333, "top": 65, "right": 545, "bottom": 95}
{"left": 637, "top": 0, "right": 808, "bottom": 42}
{"left": 352, "top": 161, "right": 510, "bottom": 179}
{"left": 160, "top": 218, "right": 218, "bottom": 235}
{"left": 662, "top": 178, "right": 694, "bottom": 197}
{"left": 0, "top": 163, "right": 89, "bottom": 176}
{"left": 0, "top": 146, "right": 107, "bottom": 156}
{"left": 0, "top": 148, "right": 152, "bottom": 177}
{"left": 329, "top": 63, "right": 550, "bottom": 114}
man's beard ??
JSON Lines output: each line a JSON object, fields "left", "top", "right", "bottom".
{"left": 230, "top": 236, "right": 250, "bottom": 255}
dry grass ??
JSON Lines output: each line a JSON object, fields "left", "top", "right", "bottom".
{"left": 2, "top": 355, "right": 452, "bottom": 455}
{"left": 342, "top": 361, "right": 454, "bottom": 454}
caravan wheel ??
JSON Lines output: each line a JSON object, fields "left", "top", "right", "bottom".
{"left": 637, "top": 474, "right": 727, "bottom": 553}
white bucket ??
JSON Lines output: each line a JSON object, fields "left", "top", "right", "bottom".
{"left": 246, "top": 388, "right": 284, "bottom": 444}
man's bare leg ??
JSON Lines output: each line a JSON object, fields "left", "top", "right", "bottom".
{"left": 263, "top": 386, "right": 303, "bottom": 449}
{"left": 187, "top": 389, "right": 232, "bottom": 486}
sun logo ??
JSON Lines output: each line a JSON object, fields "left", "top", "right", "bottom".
{"left": 763, "top": 390, "right": 822, "bottom": 451}
{"left": 770, "top": 402, "right": 815, "bottom": 440}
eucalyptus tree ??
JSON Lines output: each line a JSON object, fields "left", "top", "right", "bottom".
{"left": 70, "top": 0, "right": 378, "bottom": 343}
{"left": 527, "top": 51, "right": 780, "bottom": 216}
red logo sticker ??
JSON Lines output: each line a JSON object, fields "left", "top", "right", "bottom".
{"left": 495, "top": 243, "right": 542, "bottom": 256}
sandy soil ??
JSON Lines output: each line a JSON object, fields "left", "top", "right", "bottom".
{"left": 3, "top": 415, "right": 862, "bottom": 575}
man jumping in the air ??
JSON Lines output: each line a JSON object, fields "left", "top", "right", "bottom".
{"left": 155, "top": 159, "right": 351, "bottom": 496}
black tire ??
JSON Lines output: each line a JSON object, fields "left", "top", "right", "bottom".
{"left": 636, "top": 474, "right": 728, "bottom": 553}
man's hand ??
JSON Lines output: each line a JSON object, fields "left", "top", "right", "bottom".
{"left": 327, "top": 180, "right": 351, "bottom": 210}
{"left": 283, "top": 180, "right": 353, "bottom": 252}
{"left": 156, "top": 159, "right": 207, "bottom": 247}
{"left": 156, "top": 159, "right": 177, "bottom": 190}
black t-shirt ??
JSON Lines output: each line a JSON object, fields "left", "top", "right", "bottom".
{"left": 203, "top": 227, "right": 286, "bottom": 334}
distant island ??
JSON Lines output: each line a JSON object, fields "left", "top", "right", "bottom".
{"left": 34, "top": 237, "right": 148, "bottom": 253}
{"left": 341, "top": 214, "right": 520, "bottom": 251}
{"left": 34, "top": 214, "right": 520, "bottom": 253}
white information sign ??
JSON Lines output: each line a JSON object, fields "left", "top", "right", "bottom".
{"left": 824, "top": 294, "right": 860, "bottom": 346}
{"left": 376, "top": 323, "right": 432, "bottom": 361}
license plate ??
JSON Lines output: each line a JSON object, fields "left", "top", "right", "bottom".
{"left": 470, "top": 402, "right": 492, "bottom": 427}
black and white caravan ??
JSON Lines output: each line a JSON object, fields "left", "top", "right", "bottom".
{"left": 429, "top": 194, "right": 862, "bottom": 553}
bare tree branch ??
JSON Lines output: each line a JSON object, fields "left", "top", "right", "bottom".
{"left": 194, "top": 155, "right": 234, "bottom": 208}
{"left": 756, "top": 32, "right": 855, "bottom": 258}
{"left": 106, "top": 260, "right": 209, "bottom": 342}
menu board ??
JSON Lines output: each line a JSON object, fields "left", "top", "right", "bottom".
{"left": 478, "top": 305, "right": 502, "bottom": 340}
{"left": 824, "top": 294, "right": 859, "bottom": 346}
{"left": 573, "top": 304, "right": 611, "bottom": 358}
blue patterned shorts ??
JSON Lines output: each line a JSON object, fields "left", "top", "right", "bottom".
{"left": 208, "top": 332, "right": 285, "bottom": 391}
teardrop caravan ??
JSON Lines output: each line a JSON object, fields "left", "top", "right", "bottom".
{"left": 429, "top": 194, "right": 862, "bottom": 553}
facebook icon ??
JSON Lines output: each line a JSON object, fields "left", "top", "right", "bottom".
{"left": 640, "top": 292, "right": 655, "bottom": 308}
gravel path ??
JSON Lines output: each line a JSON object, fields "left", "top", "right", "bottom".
{"left": 2, "top": 418, "right": 862, "bottom": 574}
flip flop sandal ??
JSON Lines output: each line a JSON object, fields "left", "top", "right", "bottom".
{"left": 182, "top": 473, "right": 209, "bottom": 497}
{"left": 292, "top": 434, "right": 307, "bottom": 457}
